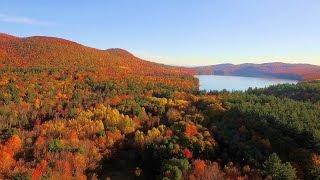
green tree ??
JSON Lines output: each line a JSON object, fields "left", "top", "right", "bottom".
{"left": 263, "top": 153, "right": 296, "bottom": 180}
{"left": 48, "top": 138, "right": 63, "bottom": 152}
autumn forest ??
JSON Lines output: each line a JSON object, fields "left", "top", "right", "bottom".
{"left": 1, "top": 33, "right": 320, "bottom": 180}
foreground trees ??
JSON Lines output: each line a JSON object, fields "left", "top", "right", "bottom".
{"left": 0, "top": 66, "right": 319, "bottom": 179}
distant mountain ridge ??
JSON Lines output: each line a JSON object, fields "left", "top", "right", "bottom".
{"left": 195, "top": 62, "right": 320, "bottom": 80}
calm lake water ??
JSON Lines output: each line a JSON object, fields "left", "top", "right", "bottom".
{"left": 197, "top": 75, "right": 298, "bottom": 91}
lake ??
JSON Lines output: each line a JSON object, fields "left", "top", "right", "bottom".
{"left": 197, "top": 75, "right": 298, "bottom": 91}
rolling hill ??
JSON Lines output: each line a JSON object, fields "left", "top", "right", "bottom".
{"left": 0, "top": 33, "right": 197, "bottom": 90}
{"left": 0, "top": 33, "right": 195, "bottom": 77}
{"left": 195, "top": 62, "right": 320, "bottom": 80}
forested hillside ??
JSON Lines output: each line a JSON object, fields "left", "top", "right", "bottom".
{"left": 247, "top": 81, "right": 320, "bottom": 103}
{"left": 196, "top": 63, "right": 320, "bottom": 80}
{"left": 0, "top": 33, "right": 320, "bottom": 179}
{"left": 0, "top": 33, "right": 197, "bottom": 90}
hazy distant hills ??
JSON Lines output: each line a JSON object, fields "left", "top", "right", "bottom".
{"left": 195, "top": 62, "right": 320, "bottom": 80}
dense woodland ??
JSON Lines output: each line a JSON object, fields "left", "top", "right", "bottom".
{"left": 1, "top": 34, "right": 320, "bottom": 179}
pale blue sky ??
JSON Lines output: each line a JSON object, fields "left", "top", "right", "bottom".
{"left": 0, "top": 0, "right": 319, "bottom": 65}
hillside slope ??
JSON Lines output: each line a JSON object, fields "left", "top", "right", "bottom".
{"left": 0, "top": 33, "right": 195, "bottom": 77}
{"left": 195, "top": 62, "right": 320, "bottom": 80}
{"left": 0, "top": 33, "right": 197, "bottom": 90}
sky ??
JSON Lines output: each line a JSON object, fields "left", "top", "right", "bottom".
{"left": 0, "top": 0, "right": 319, "bottom": 66}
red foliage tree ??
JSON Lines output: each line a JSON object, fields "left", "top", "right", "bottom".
{"left": 183, "top": 148, "right": 193, "bottom": 159}
{"left": 32, "top": 160, "right": 48, "bottom": 180}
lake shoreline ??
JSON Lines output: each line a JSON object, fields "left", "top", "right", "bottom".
{"left": 196, "top": 75, "right": 298, "bottom": 91}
